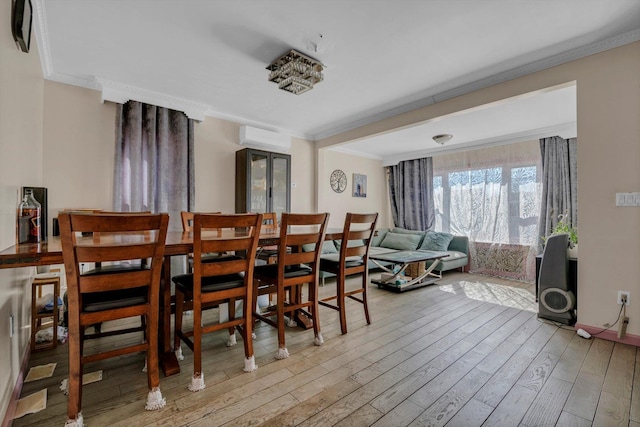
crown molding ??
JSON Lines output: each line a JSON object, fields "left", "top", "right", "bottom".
{"left": 32, "top": 0, "right": 52, "bottom": 78}
{"left": 328, "top": 146, "right": 383, "bottom": 161}
{"left": 381, "top": 122, "right": 576, "bottom": 166}
{"left": 311, "top": 27, "right": 640, "bottom": 141}
{"left": 96, "top": 78, "right": 210, "bottom": 121}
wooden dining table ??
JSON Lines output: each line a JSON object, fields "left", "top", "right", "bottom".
{"left": 0, "top": 227, "right": 342, "bottom": 376}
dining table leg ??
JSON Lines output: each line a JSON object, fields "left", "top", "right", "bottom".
{"left": 159, "top": 256, "right": 180, "bottom": 376}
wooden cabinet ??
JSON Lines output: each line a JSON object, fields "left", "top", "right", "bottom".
{"left": 235, "top": 148, "right": 291, "bottom": 216}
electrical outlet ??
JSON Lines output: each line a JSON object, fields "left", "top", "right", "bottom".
{"left": 617, "top": 291, "right": 631, "bottom": 305}
{"left": 9, "top": 314, "right": 14, "bottom": 337}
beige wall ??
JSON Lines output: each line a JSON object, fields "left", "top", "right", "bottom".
{"left": 318, "top": 149, "right": 391, "bottom": 229}
{"left": 320, "top": 42, "right": 640, "bottom": 337}
{"left": 43, "top": 82, "right": 117, "bottom": 216}
{"left": 194, "top": 121, "right": 316, "bottom": 214}
{"left": 0, "top": 0, "right": 44, "bottom": 417}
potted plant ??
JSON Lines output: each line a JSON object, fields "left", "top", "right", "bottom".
{"left": 548, "top": 213, "right": 578, "bottom": 258}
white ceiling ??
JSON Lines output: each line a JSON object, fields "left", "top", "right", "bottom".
{"left": 33, "top": 1, "right": 640, "bottom": 163}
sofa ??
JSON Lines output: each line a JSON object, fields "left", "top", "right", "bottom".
{"left": 312, "top": 227, "right": 470, "bottom": 284}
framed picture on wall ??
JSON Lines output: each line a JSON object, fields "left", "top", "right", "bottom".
{"left": 353, "top": 173, "right": 367, "bottom": 197}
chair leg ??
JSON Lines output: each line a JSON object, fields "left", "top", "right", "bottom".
{"left": 189, "top": 298, "right": 205, "bottom": 392}
{"left": 144, "top": 306, "right": 165, "bottom": 410}
{"left": 242, "top": 296, "right": 256, "bottom": 372}
{"left": 174, "top": 290, "right": 185, "bottom": 352}
{"left": 227, "top": 298, "right": 237, "bottom": 347}
{"left": 362, "top": 272, "right": 371, "bottom": 325}
{"left": 66, "top": 315, "right": 83, "bottom": 425}
{"left": 228, "top": 297, "right": 236, "bottom": 334}
{"left": 275, "top": 283, "right": 288, "bottom": 359}
{"left": 337, "top": 273, "right": 347, "bottom": 335}
{"left": 310, "top": 282, "right": 323, "bottom": 346}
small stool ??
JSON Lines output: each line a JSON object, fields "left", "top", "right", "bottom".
{"left": 31, "top": 269, "right": 61, "bottom": 352}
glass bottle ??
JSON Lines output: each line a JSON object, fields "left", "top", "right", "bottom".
{"left": 17, "top": 189, "right": 41, "bottom": 243}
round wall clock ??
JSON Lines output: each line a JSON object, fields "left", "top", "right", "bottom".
{"left": 330, "top": 169, "right": 347, "bottom": 193}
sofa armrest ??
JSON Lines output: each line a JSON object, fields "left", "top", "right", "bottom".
{"left": 448, "top": 235, "right": 469, "bottom": 255}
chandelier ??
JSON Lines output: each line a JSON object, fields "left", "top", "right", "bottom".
{"left": 267, "top": 50, "right": 324, "bottom": 95}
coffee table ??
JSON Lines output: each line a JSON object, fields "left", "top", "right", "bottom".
{"left": 370, "top": 249, "right": 449, "bottom": 292}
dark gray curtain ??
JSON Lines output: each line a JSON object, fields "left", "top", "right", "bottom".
{"left": 538, "top": 136, "right": 577, "bottom": 247}
{"left": 113, "top": 101, "right": 195, "bottom": 232}
{"left": 387, "top": 157, "right": 435, "bottom": 230}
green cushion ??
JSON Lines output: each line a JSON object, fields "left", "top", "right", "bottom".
{"left": 379, "top": 232, "right": 422, "bottom": 250}
{"left": 419, "top": 231, "right": 454, "bottom": 252}
{"left": 371, "top": 228, "right": 389, "bottom": 247}
{"left": 302, "top": 241, "right": 338, "bottom": 254}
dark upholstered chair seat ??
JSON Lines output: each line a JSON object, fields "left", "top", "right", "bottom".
{"left": 189, "top": 253, "right": 242, "bottom": 265}
{"left": 254, "top": 263, "right": 311, "bottom": 280}
{"left": 172, "top": 273, "right": 245, "bottom": 294}
{"left": 83, "top": 288, "right": 147, "bottom": 312}
{"left": 320, "top": 255, "right": 364, "bottom": 270}
{"left": 82, "top": 264, "right": 150, "bottom": 312}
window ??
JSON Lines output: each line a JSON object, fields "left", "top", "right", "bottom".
{"left": 434, "top": 164, "right": 540, "bottom": 245}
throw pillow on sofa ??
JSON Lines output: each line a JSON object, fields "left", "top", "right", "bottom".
{"left": 379, "top": 232, "right": 422, "bottom": 251}
{"left": 370, "top": 228, "right": 389, "bottom": 246}
{"left": 419, "top": 231, "right": 453, "bottom": 252}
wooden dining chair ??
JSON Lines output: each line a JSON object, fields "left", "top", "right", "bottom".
{"left": 58, "top": 212, "right": 169, "bottom": 427}
{"left": 252, "top": 212, "right": 329, "bottom": 359}
{"left": 319, "top": 212, "right": 378, "bottom": 334}
{"left": 256, "top": 212, "right": 278, "bottom": 263}
{"left": 181, "top": 211, "right": 235, "bottom": 268}
{"left": 172, "top": 213, "right": 262, "bottom": 391}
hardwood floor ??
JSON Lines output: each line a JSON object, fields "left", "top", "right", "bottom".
{"left": 14, "top": 272, "right": 639, "bottom": 426}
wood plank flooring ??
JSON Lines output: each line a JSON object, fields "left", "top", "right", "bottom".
{"left": 14, "top": 272, "right": 639, "bottom": 426}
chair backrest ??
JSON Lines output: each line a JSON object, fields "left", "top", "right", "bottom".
{"left": 277, "top": 213, "right": 329, "bottom": 276}
{"left": 181, "top": 211, "right": 221, "bottom": 232}
{"left": 262, "top": 212, "right": 278, "bottom": 230}
{"left": 192, "top": 213, "right": 262, "bottom": 285}
{"left": 338, "top": 212, "right": 379, "bottom": 267}
{"left": 59, "top": 212, "right": 169, "bottom": 303}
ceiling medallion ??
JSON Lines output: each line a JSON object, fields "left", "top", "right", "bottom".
{"left": 267, "top": 49, "right": 324, "bottom": 95}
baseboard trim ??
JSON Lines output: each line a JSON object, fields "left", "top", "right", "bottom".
{"left": 2, "top": 345, "right": 31, "bottom": 427}
{"left": 575, "top": 323, "right": 640, "bottom": 347}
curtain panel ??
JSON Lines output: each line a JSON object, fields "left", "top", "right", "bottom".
{"left": 538, "top": 136, "right": 578, "bottom": 249}
{"left": 113, "top": 101, "right": 195, "bottom": 232}
{"left": 387, "top": 157, "right": 435, "bottom": 231}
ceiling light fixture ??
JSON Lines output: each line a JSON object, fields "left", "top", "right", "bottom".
{"left": 267, "top": 49, "right": 324, "bottom": 95}
{"left": 432, "top": 134, "right": 453, "bottom": 145}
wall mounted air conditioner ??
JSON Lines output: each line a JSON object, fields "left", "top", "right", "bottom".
{"left": 239, "top": 126, "right": 291, "bottom": 153}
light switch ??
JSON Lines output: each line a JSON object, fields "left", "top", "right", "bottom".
{"left": 616, "top": 192, "right": 640, "bottom": 207}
